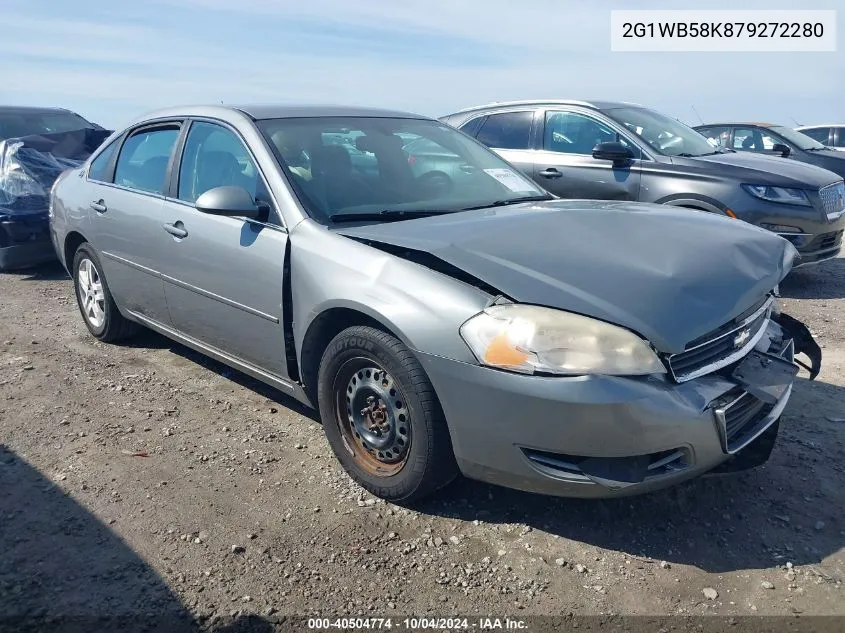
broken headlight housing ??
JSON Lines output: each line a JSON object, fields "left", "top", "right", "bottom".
{"left": 459, "top": 304, "right": 665, "bottom": 376}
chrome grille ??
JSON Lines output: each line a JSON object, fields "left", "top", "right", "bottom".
{"left": 666, "top": 296, "right": 774, "bottom": 382}
{"left": 819, "top": 181, "right": 845, "bottom": 220}
{"left": 713, "top": 339, "right": 794, "bottom": 453}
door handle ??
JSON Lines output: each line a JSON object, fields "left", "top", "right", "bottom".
{"left": 90, "top": 200, "right": 107, "bottom": 213}
{"left": 163, "top": 222, "right": 188, "bottom": 239}
{"left": 538, "top": 168, "right": 563, "bottom": 179}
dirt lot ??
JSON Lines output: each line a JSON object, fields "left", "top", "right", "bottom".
{"left": 1, "top": 252, "right": 843, "bottom": 632}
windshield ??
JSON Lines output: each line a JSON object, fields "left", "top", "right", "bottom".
{"left": 256, "top": 116, "right": 549, "bottom": 224}
{"left": 0, "top": 111, "right": 96, "bottom": 141}
{"left": 603, "top": 106, "right": 717, "bottom": 157}
{"left": 770, "top": 126, "right": 826, "bottom": 150}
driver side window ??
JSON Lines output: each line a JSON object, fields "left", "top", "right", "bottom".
{"left": 544, "top": 111, "right": 631, "bottom": 155}
{"left": 178, "top": 122, "right": 260, "bottom": 204}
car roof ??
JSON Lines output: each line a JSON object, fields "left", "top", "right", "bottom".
{"left": 128, "top": 104, "right": 430, "bottom": 126}
{"left": 445, "top": 99, "right": 646, "bottom": 116}
{"left": 0, "top": 105, "right": 80, "bottom": 115}
{"left": 696, "top": 122, "right": 781, "bottom": 128}
{"left": 796, "top": 123, "right": 845, "bottom": 128}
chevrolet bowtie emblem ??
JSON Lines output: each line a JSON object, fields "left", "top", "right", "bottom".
{"left": 733, "top": 328, "right": 751, "bottom": 348}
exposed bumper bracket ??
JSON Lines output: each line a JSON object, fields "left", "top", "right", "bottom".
{"left": 773, "top": 312, "right": 822, "bottom": 380}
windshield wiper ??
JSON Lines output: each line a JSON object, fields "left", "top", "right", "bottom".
{"left": 460, "top": 194, "right": 553, "bottom": 211}
{"left": 329, "top": 209, "right": 455, "bottom": 223}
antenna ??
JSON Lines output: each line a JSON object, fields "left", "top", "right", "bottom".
{"left": 691, "top": 105, "right": 704, "bottom": 125}
{"left": 790, "top": 115, "right": 801, "bottom": 126}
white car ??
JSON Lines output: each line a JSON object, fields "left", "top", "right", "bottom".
{"left": 795, "top": 125, "right": 845, "bottom": 151}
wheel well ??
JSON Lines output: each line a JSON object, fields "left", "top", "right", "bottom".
{"left": 63, "top": 231, "right": 87, "bottom": 272}
{"left": 299, "top": 308, "right": 400, "bottom": 405}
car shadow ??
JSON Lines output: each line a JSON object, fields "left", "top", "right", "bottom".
{"left": 0, "top": 445, "right": 280, "bottom": 633}
{"left": 781, "top": 256, "right": 845, "bottom": 299}
{"left": 6, "top": 260, "right": 69, "bottom": 282}
{"left": 411, "top": 375, "right": 845, "bottom": 575}
{"left": 118, "top": 329, "right": 320, "bottom": 423}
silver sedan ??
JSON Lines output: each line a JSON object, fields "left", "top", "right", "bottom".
{"left": 49, "top": 105, "right": 820, "bottom": 502}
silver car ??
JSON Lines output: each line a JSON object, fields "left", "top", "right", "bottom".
{"left": 49, "top": 105, "right": 821, "bottom": 502}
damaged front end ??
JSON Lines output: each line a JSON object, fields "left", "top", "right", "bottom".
{"left": 708, "top": 308, "right": 820, "bottom": 475}
{"left": 772, "top": 312, "right": 822, "bottom": 380}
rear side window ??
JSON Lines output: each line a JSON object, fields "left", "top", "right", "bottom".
{"left": 88, "top": 139, "right": 119, "bottom": 182}
{"left": 801, "top": 127, "right": 831, "bottom": 144}
{"left": 475, "top": 112, "right": 533, "bottom": 150}
{"left": 696, "top": 125, "right": 731, "bottom": 147}
{"left": 114, "top": 126, "right": 180, "bottom": 194}
{"left": 458, "top": 116, "right": 485, "bottom": 138}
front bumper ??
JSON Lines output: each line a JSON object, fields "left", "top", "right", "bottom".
{"left": 734, "top": 199, "right": 845, "bottom": 267}
{"left": 0, "top": 212, "right": 57, "bottom": 271}
{"left": 419, "top": 318, "right": 805, "bottom": 499}
{"left": 779, "top": 228, "right": 843, "bottom": 266}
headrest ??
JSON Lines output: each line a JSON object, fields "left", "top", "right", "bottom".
{"left": 355, "top": 134, "right": 404, "bottom": 153}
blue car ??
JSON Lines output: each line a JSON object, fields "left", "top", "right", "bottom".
{"left": 0, "top": 106, "right": 109, "bottom": 271}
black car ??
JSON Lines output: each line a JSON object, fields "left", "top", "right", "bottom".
{"left": 0, "top": 106, "right": 108, "bottom": 271}
{"left": 441, "top": 101, "right": 845, "bottom": 267}
{"left": 694, "top": 122, "right": 845, "bottom": 180}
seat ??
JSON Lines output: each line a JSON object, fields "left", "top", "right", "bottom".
{"left": 194, "top": 150, "right": 246, "bottom": 200}
{"left": 310, "top": 145, "right": 371, "bottom": 210}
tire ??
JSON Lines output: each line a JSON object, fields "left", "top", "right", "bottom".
{"left": 317, "top": 325, "right": 458, "bottom": 503}
{"left": 72, "top": 244, "right": 139, "bottom": 343}
{"left": 417, "top": 171, "right": 453, "bottom": 196}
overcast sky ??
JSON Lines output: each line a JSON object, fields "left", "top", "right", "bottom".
{"left": 2, "top": 0, "right": 843, "bottom": 129}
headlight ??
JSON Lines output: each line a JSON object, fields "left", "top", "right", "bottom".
{"left": 459, "top": 304, "right": 665, "bottom": 376}
{"left": 742, "top": 185, "right": 811, "bottom": 207}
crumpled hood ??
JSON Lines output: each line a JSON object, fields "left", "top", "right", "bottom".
{"left": 675, "top": 151, "right": 843, "bottom": 188}
{"left": 335, "top": 200, "right": 797, "bottom": 353}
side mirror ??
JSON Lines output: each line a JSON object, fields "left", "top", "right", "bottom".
{"left": 195, "top": 186, "right": 261, "bottom": 219}
{"left": 592, "top": 142, "right": 634, "bottom": 164}
{"left": 772, "top": 143, "right": 791, "bottom": 158}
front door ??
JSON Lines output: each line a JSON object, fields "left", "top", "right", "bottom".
{"left": 158, "top": 120, "right": 290, "bottom": 377}
{"left": 532, "top": 110, "right": 642, "bottom": 201}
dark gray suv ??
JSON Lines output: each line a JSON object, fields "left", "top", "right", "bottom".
{"left": 441, "top": 100, "right": 845, "bottom": 267}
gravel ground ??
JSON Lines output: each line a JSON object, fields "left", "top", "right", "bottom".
{"left": 1, "top": 253, "right": 843, "bottom": 632}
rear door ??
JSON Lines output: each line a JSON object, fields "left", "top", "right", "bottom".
{"left": 85, "top": 122, "right": 183, "bottom": 324}
{"left": 469, "top": 110, "right": 536, "bottom": 179}
{"left": 532, "top": 109, "right": 642, "bottom": 200}
{"left": 157, "top": 119, "right": 290, "bottom": 377}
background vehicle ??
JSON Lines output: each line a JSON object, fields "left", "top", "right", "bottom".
{"left": 0, "top": 106, "right": 103, "bottom": 141}
{"left": 440, "top": 100, "right": 845, "bottom": 267}
{"left": 0, "top": 106, "right": 108, "bottom": 271}
{"left": 796, "top": 124, "right": 845, "bottom": 152}
{"left": 51, "top": 105, "right": 819, "bottom": 503}
{"left": 694, "top": 122, "right": 845, "bottom": 179}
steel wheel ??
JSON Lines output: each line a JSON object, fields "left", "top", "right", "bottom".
{"left": 334, "top": 358, "right": 411, "bottom": 476}
{"left": 76, "top": 257, "right": 106, "bottom": 329}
